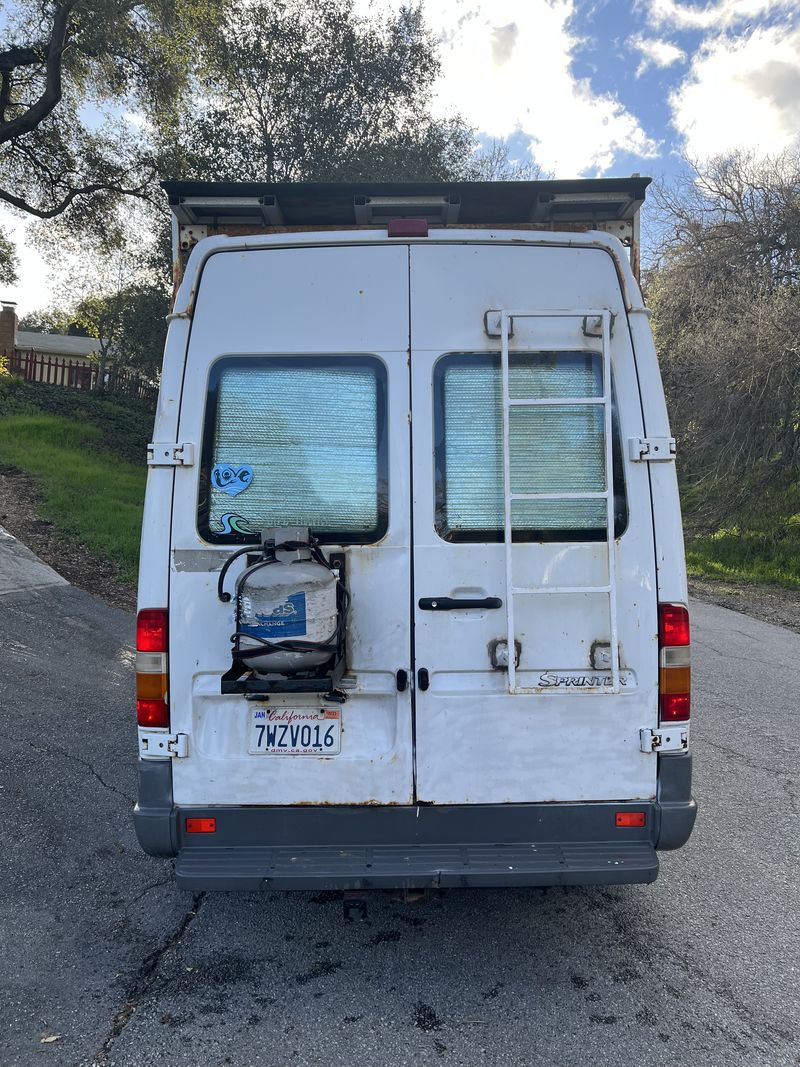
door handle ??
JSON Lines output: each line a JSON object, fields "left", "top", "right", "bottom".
{"left": 417, "top": 668, "right": 430, "bottom": 691}
{"left": 396, "top": 669, "right": 408, "bottom": 692}
{"left": 418, "top": 597, "right": 502, "bottom": 611}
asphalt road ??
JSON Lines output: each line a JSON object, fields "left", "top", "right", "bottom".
{"left": 1, "top": 557, "right": 798, "bottom": 1066}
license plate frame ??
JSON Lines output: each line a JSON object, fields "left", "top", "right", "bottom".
{"left": 248, "top": 708, "right": 341, "bottom": 756}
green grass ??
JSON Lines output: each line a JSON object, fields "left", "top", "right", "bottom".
{"left": 686, "top": 527, "right": 800, "bottom": 588}
{"left": 0, "top": 375, "right": 154, "bottom": 463}
{"left": 0, "top": 414, "right": 145, "bottom": 584}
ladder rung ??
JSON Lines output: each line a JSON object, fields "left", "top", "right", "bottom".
{"left": 512, "top": 585, "right": 612, "bottom": 595}
{"left": 507, "top": 396, "right": 606, "bottom": 407}
{"left": 510, "top": 491, "right": 609, "bottom": 501}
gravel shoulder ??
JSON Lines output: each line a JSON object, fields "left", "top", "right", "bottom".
{"left": 688, "top": 575, "right": 800, "bottom": 634}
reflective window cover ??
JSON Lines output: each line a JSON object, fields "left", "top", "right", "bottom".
{"left": 199, "top": 356, "right": 387, "bottom": 543}
{"left": 434, "top": 352, "right": 627, "bottom": 542}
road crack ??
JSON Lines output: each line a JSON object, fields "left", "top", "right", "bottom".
{"left": 43, "top": 741, "right": 135, "bottom": 806}
{"left": 123, "top": 877, "right": 175, "bottom": 912}
{"left": 92, "top": 893, "right": 206, "bottom": 1066}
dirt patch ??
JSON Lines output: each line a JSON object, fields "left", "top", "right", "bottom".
{"left": 0, "top": 466, "right": 136, "bottom": 612}
{"left": 689, "top": 575, "right": 800, "bottom": 635}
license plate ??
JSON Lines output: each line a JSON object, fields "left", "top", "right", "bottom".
{"left": 249, "top": 708, "right": 341, "bottom": 755}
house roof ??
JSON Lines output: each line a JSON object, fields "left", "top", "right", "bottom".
{"left": 16, "top": 331, "right": 102, "bottom": 358}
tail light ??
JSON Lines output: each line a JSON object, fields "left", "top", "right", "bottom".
{"left": 658, "top": 603, "right": 690, "bottom": 722}
{"left": 137, "top": 608, "right": 169, "bottom": 727}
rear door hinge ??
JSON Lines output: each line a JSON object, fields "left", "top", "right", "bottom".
{"left": 147, "top": 442, "right": 195, "bottom": 467}
{"left": 640, "top": 727, "right": 688, "bottom": 753}
{"left": 628, "top": 436, "right": 676, "bottom": 462}
{"left": 139, "top": 731, "right": 189, "bottom": 759}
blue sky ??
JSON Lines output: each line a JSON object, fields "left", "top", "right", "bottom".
{"left": 402, "top": 0, "right": 800, "bottom": 178}
{"left": 4, "top": 0, "right": 800, "bottom": 311}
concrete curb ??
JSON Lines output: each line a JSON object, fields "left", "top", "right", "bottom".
{"left": 0, "top": 523, "right": 69, "bottom": 595}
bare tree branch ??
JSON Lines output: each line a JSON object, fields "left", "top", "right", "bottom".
{"left": 0, "top": 175, "right": 155, "bottom": 218}
{"left": 0, "top": 0, "right": 78, "bottom": 146}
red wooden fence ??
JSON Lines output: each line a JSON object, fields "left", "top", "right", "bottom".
{"left": 4, "top": 348, "right": 157, "bottom": 405}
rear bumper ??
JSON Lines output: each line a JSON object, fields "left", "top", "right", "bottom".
{"left": 176, "top": 838, "right": 660, "bottom": 890}
{"left": 134, "top": 758, "right": 697, "bottom": 891}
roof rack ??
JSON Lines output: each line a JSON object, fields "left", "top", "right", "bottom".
{"left": 164, "top": 177, "right": 650, "bottom": 288}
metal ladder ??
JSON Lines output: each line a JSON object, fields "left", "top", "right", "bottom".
{"left": 498, "top": 308, "right": 620, "bottom": 695}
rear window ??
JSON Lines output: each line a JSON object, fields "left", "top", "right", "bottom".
{"left": 433, "top": 351, "right": 627, "bottom": 543}
{"left": 199, "top": 355, "right": 388, "bottom": 543}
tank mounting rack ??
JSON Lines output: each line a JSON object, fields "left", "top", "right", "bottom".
{"left": 220, "top": 658, "right": 347, "bottom": 702}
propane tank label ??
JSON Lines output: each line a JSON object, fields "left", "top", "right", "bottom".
{"left": 246, "top": 591, "right": 307, "bottom": 638}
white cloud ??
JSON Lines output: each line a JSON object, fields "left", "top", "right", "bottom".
{"left": 670, "top": 22, "right": 800, "bottom": 157}
{"left": 413, "top": 0, "right": 659, "bottom": 175}
{"left": 629, "top": 34, "right": 686, "bottom": 76}
{"left": 645, "top": 0, "right": 794, "bottom": 30}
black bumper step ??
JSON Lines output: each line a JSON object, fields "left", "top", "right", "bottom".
{"left": 175, "top": 841, "right": 658, "bottom": 891}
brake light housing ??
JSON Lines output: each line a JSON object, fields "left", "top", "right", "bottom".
{"left": 658, "top": 603, "right": 690, "bottom": 723}
{"left": 136, "top": 608, "right": 169, "bottom": 727}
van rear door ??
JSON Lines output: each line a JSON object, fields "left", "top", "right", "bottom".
{"left": 168, "top": 244, "right": 415, "bottom": 806}
{"left": 409, "top": 242, "right": 659, "bottom": 804}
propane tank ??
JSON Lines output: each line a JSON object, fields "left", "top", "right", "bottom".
{"left": 234, "top": 528, "right": 338, "bottom": 676}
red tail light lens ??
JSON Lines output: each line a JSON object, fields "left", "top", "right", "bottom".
{"left": 658, "top": 603, "right": 690, "bottom": 647}
{"left": 661, "top": 693, "right": 691, "bottom": 722}
{"left": 137, "top": 698, "right": 170, "bottom": 728}
{"left": 137, "top": 609, "right": 168, "bottom": 652}
{"left": 137, "top": 609, "right": 168, "bottom": 727}
{"left": 658, "top": 603, "right": 690, "bottom": 722}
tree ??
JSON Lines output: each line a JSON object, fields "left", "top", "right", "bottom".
{"left": 19, "top": 305, "right": 86, "bottom": 333}
{"left": 71, "top": 281, "right": 168, "bottom": 384}
{"left": 647, "top": 150, "right": 800, "bottom": 525}
{"left": 175, "top": 0, "right": 484, "bottom": 183}
{"left": 0, "top": 0, "right": 221, "bottom": 280}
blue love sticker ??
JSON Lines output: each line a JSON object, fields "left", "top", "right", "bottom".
{"left": 211, "top": 464, "right": 254, "bottom": 497}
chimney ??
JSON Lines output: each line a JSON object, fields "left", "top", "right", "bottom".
{"left": 0, "top": 300, "right": 17, "bottom": 356}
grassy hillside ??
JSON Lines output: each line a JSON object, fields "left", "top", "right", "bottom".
{"left": 681, "top": 476, "right": 800, "bottom": 588}
{"left": 0, "top": 379, "right": 149, "bottom": 584}
{"left": 0, "top": 376, "right": 154, "bottom": 463}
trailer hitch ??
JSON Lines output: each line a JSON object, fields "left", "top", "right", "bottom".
{"left": 342, "top": 889, "right": 368, "bottom": 922}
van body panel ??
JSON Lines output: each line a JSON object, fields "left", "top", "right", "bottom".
{"left": 408, "top": 244, "right": 658, "bottom": 804}
{"left": 168, "top": 245, "right": 415, "bottom": 806}
{"left": 137, "top": 315, "right": 189, "bottom": 612}
{"left": 625, "top": 310, "right": 688, "bottom": 605}
{"left": 137, "top": 220, "right": 695, "bottom": 884}
{"left": 168, "top": 237, "right": 660, "bottom": 807}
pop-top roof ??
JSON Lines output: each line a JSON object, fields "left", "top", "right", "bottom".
{"left": 162, "top": 178, "right": 650, "bottom": 228}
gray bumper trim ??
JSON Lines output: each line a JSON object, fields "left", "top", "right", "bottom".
{"left": 167, "top": 802, "right": 681, "bottom": 890}
{"left": 175, "top": 840, "right": 658, "bottom": 891}
{"left": 134, "top": 756, "right": 697, "bottom": 876}
{"left": 133, "top": 760, "right": 177, "bottom": 857}
{"left": 656, "top": 752, "right": 697, "bottom": 850}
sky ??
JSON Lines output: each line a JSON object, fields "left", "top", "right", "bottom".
{"left": 4, "top": 0, "right": 800, "bottom": 313}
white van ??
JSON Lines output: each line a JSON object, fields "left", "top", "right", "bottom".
{"left": 134, "top": 179, "right": 696, "bottom": 891}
